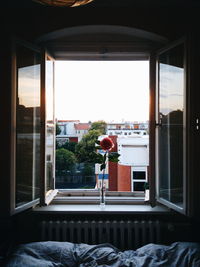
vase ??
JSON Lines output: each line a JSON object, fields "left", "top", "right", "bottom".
{"left": 99, "top": 180, "right": 106, "bottom": 207}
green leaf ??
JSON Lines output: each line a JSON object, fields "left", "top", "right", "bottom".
{"left": 108, "top": 152, "right": 120, "bottom": 162}
{"left": 93, "top": 152, "right": 104, "bottom": 164}
{"left": 95, "top": 140, "right": 100, "bottom": 145}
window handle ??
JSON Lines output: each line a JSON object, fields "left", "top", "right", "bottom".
{"left": 196, "top": 118, "right": 199, "bottom": 130}
{"left": 155, "top": 122, "right": 162, "bottom": 127}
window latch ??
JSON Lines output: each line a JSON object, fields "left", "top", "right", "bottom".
{"left": 196, "top": 118, "right": 199, "bottom": 131}
{"left": 155, "top": 122, "right": 162, "bottom": 127}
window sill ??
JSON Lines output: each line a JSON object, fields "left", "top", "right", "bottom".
{"left": 33, "top": 203, "right": 170, "bottom": 214}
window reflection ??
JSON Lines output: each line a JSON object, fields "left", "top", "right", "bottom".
{"left": 158, "top": 44, "right": 184, "bottom": 208}
{"left": 16, "top": 45, "right": 40, "bottom": 207}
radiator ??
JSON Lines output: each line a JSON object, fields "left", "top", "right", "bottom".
{"left": 40, "top": 220, "right": 161, "bottom": 250}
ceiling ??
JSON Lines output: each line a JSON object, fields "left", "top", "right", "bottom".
{"left": 2, "top": 0, "right": 200, "bottom": 8}
{"left": 36, "top": 25, "right": 168, "bottom": 60}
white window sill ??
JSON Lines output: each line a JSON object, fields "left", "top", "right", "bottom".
{"left": 33, "top": 203, "right": 170, "bottom": 214}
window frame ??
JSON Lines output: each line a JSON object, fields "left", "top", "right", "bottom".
{"left": 9, "top": 33, "right": 191, "bottom": 215}
{"left": 11, "top": 37, "right": 41, "bottom": 215}
{"left": 131, "top": 166, "right": 148, "bottom": 192}
{"left": 40, "top": 49, "right": 57, "bottom": 206}
{"left": 53, "top": 55, "right": 152, "bottom": 204}
{"left": 155, "top": 37, "right": 188, "bottom": 215}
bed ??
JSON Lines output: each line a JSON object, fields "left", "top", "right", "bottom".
{"left": 2, "top": 240, "right": 200, "bottom": 266}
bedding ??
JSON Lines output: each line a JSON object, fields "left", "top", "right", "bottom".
{"left": 3, "top": 241, "right": 200, "bottom": 267}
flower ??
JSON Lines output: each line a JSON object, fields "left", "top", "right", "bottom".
{"left": 100, "top": 137, "right": 114, "bottom": 151}
{"left": 94, "top": 136, "right": 120, "bottom": 205}
{"left": 95, "top": 136, "right": 120, "bottom": 172}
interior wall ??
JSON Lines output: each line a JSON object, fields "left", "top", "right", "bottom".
{"left": 0, "top": 4, "right": 200, "bottom": 250}
{"left": 0, "top": 6, "right": 199, "bottom": 42}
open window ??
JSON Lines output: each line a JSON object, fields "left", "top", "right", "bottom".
{"left": 13, "top": 38, "right": 42, "bottom": 213}
{"left": 9, "top": 26, "right": 192, "bottom": 216}
{"left": 155, "top": 38, "right": 187, "bottom": 214}
{"left": 11, "top": 38, "right": 56, "bottom": 214}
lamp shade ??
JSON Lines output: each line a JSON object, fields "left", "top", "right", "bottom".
{"left": 33, "top": 0, "right": 94, "bottom": 7}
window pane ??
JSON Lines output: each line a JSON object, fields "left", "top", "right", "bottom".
{"left": 133, "top": 171, "right": 146, "bottom": 180}
{"left": 46, "top": 57, "right": 55, "bottom": 192}
{"left": 133, "top": 182, "right": 145, "bottom": 191}
{"left": 16, "top": 44, "right": 41, "bottom": 207}
{"left": 158, "top": 44, "right": 184, "bottom": 208}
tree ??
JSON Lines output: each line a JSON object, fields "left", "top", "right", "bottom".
{"left": 56, "top": 148, "right": 77, "bottom": 173}
{"left": 62, "top": 141, "right": 77, "bottom": 153}
{"left": 56, "top": 123, "right": 61, "bottom": 135}
{"left": 75, "top": 129, "right": 102, "bottom": 163}
{"left": 82, "top": 163, "right": 94, "bottom": 176}
{"left": 90, "top": 120, "right": 107, "bottom": 135}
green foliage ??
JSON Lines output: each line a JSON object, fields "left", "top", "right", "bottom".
{"left": 56, "top": 140, "right": 61, "bottom": 149}
{"left": 75, "top": 129, "right": 102, "bottom": 163}
{"left": 108, "top": 152, "right": 120, "bottom": 163}
{"left": 90, "top": 120, "right": 107, "bottom": 135}
{"left": 99, "top": 151, "right": 120, "bottom": 172}
{"left": 82, "top": 163, "right": 94, "bottom": 176}
{"left": 56, "top": 123, "right": 61, "bottom": 135}
{"left": 56, "top": 148, "right": 77, "bottom": 172}
{"left": 144, "top": 182, "right": 149, "bottom": 190}
{"left": 62, "top": 141, "right": 77, "bottom": 153}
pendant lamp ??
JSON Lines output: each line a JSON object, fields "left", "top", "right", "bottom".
{"left": 33, "top": 0, "right": 94, "bottom": 7}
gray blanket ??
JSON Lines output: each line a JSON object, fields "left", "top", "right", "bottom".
{"left": 3, "top": 241, "right": 200, "bottom": 267}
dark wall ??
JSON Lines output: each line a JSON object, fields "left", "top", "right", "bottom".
{"left": 0, "top": 3, "right": 200, "bottom": 256}
{"left": 0, "top": 5, "right": 199, "bottom": 42}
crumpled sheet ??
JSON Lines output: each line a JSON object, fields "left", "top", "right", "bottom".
{"left": 3, "top": 241, "right": 200, "bottom": 267}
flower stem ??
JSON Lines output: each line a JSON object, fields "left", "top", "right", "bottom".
{"left": 100, "top": 151, "right": 107, "bottom": 205}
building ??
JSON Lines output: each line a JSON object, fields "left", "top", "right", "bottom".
{"left": 117, "top": 134, "right": 149, "bottom": 192}
{"left": 96, "top": 134, "right": 149, "bottom": 192}
{"left": 74, "top": 123, "right": 91, "bottom": 141}
{"left": 106, "top": 121, "right": 148, "bottom": 136}
{"left": 56, "top": 120, "right": 91, "bottom": 144}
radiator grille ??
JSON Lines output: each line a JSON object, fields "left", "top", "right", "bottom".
{"left": 40, "top": 220, "right": 161, "bottom": 250}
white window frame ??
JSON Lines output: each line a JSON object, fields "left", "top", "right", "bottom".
{"left": 131, "top": 166, "right": 148, "bottom": 192}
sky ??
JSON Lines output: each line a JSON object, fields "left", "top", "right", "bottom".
{"left": 55, "top": 60, "right": 149, "bottom": 123}
{"left": 159, "top": 63, "right": 184, "bottom": 115}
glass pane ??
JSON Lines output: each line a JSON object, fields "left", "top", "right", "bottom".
{"left": 133, "top": 171, "right": 146, "bottom": 180}
{"left": 16, "top": 44, "right": 41, "bottom": 207}
{"left": 46, "top": 57, "right": 55, "bottom": 192}
{"left": 158, "top": 44, "right": 184, "bottom": 208}
{"left": 133, "top": 182, "right": 145, "bottom": 191}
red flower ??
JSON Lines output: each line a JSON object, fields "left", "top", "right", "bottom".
{"left": 100, "top": 137, "right": 114, "bottom": 151}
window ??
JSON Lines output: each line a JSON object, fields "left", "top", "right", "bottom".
{"left": 15, "top": 42, "right": 41, "bottom": 208}
{"left": 156, "top": 39, "right": 186, "bottom": 213}
{"left": 132, "top": 167, "right": 147, "bottom": 192}
{"left": 9, "top": 29, "right": 191, "bottom": 216}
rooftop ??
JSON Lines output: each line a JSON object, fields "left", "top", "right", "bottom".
{"left": 74, "top": 123, "right": 91, "bottom": 130}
